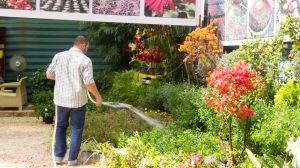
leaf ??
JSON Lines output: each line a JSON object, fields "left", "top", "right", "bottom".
{"left": 246, "top": 148, "right": 262, "bottom": 168}
{"left": 264, "top": 153, "right": 283, "bottom": 168}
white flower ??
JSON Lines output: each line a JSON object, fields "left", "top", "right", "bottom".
{"left": 128, "top": 43, "right": 136, "bottom": 51}
{"left": 45, "top": 108, "right": 48, "bottom": 112}
{"left": 286, "top": 137, "right": 300, "bottom": 155}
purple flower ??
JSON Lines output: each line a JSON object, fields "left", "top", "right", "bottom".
{"left": 204, "top": 156, "right": 216, "bottom": 164}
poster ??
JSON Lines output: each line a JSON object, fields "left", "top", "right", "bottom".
{"left": 40, "top": 0, "right": 88, "bottom": 13}
{"left": 225, "top": 0, "right": 247, "bottom": 41}
{"left": 144, "top": 0, "right": 196, "bottom": 18}
{"left": 0, "top": 0, "right": 35, "bottom": 10}
{"left": 248, "top": 0, "right": 275, "bottom": 37}
{"left": 0, "top": 0, "right": 203, "bottom": 26}
{"left": 208, "top": 0, "right": 225, "bottom": 40}
{"left": 93, "top": 0, "right": 140, "bottom": 16}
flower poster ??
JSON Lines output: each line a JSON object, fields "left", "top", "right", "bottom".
{"left": 0, "top": 0, "right": 35, "bottom": 10}
{"left": 248, "top": 0, "right": 275, "bottom": 37}
{"left": 93, "top": 0, "right": 140, "bottom": 16}
{"left": 144, "top": 0, "right": 196, "bottom": 18}
{"left": 225, "top": 0, "right": 248, "bottom": 41}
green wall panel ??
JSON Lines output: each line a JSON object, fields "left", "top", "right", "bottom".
{"left": 0, "top": 17, "right": 109, "bottom": 98}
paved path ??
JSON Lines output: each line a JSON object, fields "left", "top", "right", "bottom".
{"left": 0, "top": 117, "right": 94, "bottom": 168}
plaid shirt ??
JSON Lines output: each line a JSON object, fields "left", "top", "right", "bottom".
{"left": 46, "top": 47, "right": 94, "bottom": 108}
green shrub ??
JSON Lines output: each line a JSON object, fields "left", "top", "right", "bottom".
{"left": 29, "top": 71, "right": 54, "bottom": 93}
{"left": 82, "top": 109, "right": 152, "bottom": 146}
{"left": 94, "top": 71, "right": 116, "bottom": 91}
{"left": 217, "top": 50, "right": 242, "bottom": 68}
{"left": 32, "top": 90, "right": 54, "bottom": 118}
{"left": 140, "top": 82, "right": 202, "bottom": 128}
{"left": 274, "top": 80, "right": 300, "bottom": 107}
{"left": 138, "top": 80, "right": 165, "bottom": 110}
{"left": 251, "top": 106, "right": 300, "bottom": 156}
{"left": 111, "top": 70, "right": 146, "bottom": 105}
{"left": 293, "top": 51, "right": 300, "bottom": 83}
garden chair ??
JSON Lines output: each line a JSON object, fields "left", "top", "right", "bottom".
{"left": 0, "top": 77, "right": 28, "bottom": 111}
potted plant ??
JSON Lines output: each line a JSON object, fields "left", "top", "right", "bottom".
{"left": 32, "top": 90, "right": 55, "bottom": 124}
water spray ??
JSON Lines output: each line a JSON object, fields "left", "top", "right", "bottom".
{"left": 87, "top": 92, "right": 163, "bottom": 129}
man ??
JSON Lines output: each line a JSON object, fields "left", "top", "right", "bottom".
{"left": 46, "top": 35, "right": 102, "bottom": 166}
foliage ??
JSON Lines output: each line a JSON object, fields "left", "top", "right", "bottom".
{"left": 280, "top": 16, "right": 300, "bottom": 58}
{"left": 110, "top": 70, "right": 146, "bottom": 105}
{"left": 139, "top": 82, "right": 202, "bottom": 128}
{"left": 138, "top": 80, "right": 164, "bottom": 110}
{"left": 234, "top": 17, "right": 300, "bottom": 102}
{"left": 83, "top": 109, "right": 153, "bottom": 146}
{"left": 32, "top": 90, "right": 54, "bottom": 118}
{"left": 251, "top": 106, "right": 300, "bottom": 156}
{"left": 217, "top": 50, "right": 242, "bottom": 68}
{"left": 246, "top": 148, "right": 292, "bottom": 168}
{"left": 81, "top": 22, "right": 138, "bottom": 70}
{"left": 292, "top": 51, "right": 300, "bottom": 83}
{"left": 274, "top": 80, "right": 300, "bottom": 107}
{"left": 29, "top": 70, "right": 54, "bottom": 93}
{"left": 93, "top": 71, "right": 116, "bottom": 91}
{"left": 92, "top": 128, "right": 222, "bottom": 167}
{"left": 178, "top": 20, "right": 223, "bottom": 85}
{"left": 143, "top": 25, "right": 188, "bottom": 73}
{"left": 246, "top": 136, "right": 300, "bottom": 168}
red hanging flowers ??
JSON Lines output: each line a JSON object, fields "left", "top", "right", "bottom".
{"left": 204, "top": 62, "right": 265, "bottom": 120}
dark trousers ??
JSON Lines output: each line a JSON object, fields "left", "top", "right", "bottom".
{"left": 54, "top": 105, "right": 86, "bottom": 161}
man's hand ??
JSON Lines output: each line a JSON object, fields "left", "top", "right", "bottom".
{"left": 96, "top": 98, "right": 102, "bottom": 107}
{"left": 86, "top": 83, "right": 102, "bottom": 107}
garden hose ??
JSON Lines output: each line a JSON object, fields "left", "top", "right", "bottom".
{"left": 52, "top": 105, "right": 58, "bottom": 168}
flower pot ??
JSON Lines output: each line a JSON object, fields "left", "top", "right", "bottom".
{"left": 43, "top": 116, "right": 53, "bottom": 124}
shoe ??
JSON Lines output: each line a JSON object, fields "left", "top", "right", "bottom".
{"left": 68, "top": 159, "right": 83, "bottom": 166}
{"left": 55, "top": 156, "right": 64, "bottom": 165}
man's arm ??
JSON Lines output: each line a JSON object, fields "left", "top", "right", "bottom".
{"left": 86, "top": 83, "right": 102, "bottom": 106}
{"left": 47, "top": 75, "right": 55, "bottom": 80}
{"left": 46, "top": 55, "right": 58, "bottom": 80}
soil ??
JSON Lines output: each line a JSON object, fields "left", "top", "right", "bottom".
{"left": 0, "top": 117, "right": 95, "bottom": 168}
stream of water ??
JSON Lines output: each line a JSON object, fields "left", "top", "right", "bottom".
{"left": 102, "top": 102, "right": 163, "bottom": 129}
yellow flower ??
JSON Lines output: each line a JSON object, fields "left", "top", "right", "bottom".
{"left": 178, "top": 45, "right": 186, "bottom": 52}
{"left": 206, "top": 62, "right": 211, "bottom": 68}
{"left": 183, "top": 56, "right": 190, "bottom": 62}
{"left": 185, "top": 36, "right": 191, "bottom": 41}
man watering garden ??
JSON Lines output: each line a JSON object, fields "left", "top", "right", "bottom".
{"left": 46, "top": 35, "right": 102, "bottom": 166}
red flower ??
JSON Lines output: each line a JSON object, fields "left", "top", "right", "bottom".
{"left": 260, "top": 49, "right": 265, "bottom": 54}
{"left": 204, "top": 62, "right": 265, "bottom": 120}
{"left": 145, "top": 0, "right": 175, "bottom": 15}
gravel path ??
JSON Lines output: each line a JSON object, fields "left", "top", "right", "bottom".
{"left": 0, "top": 117, "right": 95, "bottom": 168}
